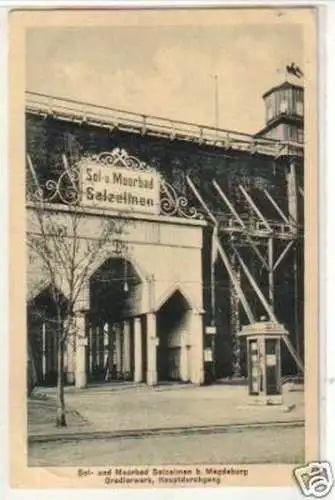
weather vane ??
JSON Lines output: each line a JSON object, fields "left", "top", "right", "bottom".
{"left": 285, "top": 62, "right": 304, "bottom": 79}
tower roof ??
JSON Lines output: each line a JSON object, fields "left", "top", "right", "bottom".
{"left": 262, "top": 79, "right": 304, "bottom": 100}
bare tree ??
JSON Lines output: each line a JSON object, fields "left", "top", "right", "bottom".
{"left": 26, "top": 160, "right": 129, "bottom": 427}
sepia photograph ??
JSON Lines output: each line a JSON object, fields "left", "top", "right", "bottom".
{"left": 9, "top": 6, "right": 319, "bottom": 489}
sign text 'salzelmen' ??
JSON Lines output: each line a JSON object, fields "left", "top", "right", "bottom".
{"left": 80, "top": 163, "right": 160, "bottom": 214}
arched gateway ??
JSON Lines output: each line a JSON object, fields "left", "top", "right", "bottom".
{"left": 27, "top": 149, "right": 206, "bottom": 387}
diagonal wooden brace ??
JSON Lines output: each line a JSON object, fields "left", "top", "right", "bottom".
{"left": 233, "top": 246, "right": 304, "bottom": 373}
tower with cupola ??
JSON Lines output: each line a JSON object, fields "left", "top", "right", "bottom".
{"left": 255, "top": 80, "right": 304, "bottom": 144}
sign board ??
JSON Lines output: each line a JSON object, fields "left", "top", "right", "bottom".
{"left": 78, "top": 337, "right": 88, "bottom": 347}
{"left": 266, "top": 354, "right": 276, "bottom": 367}
{"left": 205, "top": 326, "right": 217, "bottom": 335}
{"left": 80, "top": 162, "right": 160, "bottom": 215}
{"left": 204, "top": 348, "right": 213, "bottom": 362}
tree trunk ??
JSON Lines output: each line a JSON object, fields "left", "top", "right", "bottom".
{"left": 56, "top": 334, "right": 67, "bottom": 427}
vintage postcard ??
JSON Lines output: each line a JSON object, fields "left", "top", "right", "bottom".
{"left": 9, "top": 6, "right": 321, "bottom": 492}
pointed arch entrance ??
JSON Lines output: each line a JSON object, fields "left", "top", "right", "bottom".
{"left": 156, "top": 289, "right": 193, "bottom": 382}
{"left": 88, "top": 256, "right": 143, "bottom": 383}
{"left": 27, "top": 286, "right": 68, "bottom": 386}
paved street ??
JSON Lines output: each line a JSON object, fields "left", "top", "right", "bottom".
{"left": 29, "top": 381, "right": 304, "bottom": 437}
{"left": 28, "top": 423, "right": 304, "bottom": 466}
{"left": 27, "top": 381, "right": 304, "bottom": 465}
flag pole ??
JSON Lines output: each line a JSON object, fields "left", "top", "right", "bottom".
{"left": 214, "top": 74, "right": 219, "bottom": 129}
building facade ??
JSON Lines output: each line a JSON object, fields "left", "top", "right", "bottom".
{"left": 26, "top": 79, "right": 304, "bottom": 387}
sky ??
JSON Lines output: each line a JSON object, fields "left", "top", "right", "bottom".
{"left": 26, "top": 23, "right": 303, "bottom": 135}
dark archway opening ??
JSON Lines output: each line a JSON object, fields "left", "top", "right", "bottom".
{"left": 156, "top": 289, "right": 191, "bottom": 382}
{"left": 88, "top": 257, "right": 142, "bottom": 383}
{"left": 27, "top": 286, "right": 67, "bottom": 386}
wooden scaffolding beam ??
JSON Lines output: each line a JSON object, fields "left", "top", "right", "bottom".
{"left": 187, "top": 176, "right": 304, "bottom": 375}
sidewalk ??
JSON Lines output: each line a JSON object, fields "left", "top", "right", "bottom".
{"left": 28, "top": 381, "right": 304, "bottom": 442}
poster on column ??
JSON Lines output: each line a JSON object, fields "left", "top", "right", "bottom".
{"left": 9, "top": 4, "right": 320, "bottom": 496}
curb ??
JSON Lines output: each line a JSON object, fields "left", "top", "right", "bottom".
{"left": 28, "top": 419, "right": 304, "bottom": 444}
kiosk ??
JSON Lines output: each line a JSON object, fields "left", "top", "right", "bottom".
{"left": 238, "top": 320, "right": 289, "bottom": 405}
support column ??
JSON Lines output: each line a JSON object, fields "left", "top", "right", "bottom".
{"left": 115, "top": 324, "right": 122, "bottom": 379}
{"left": 75, "top": 311, "right": 88, "bottom": 389}
{"left": 103, "top": 322, "right": 111, "bottom": 382}
{"left": 268, "top": 237, "right": 274, "bottom": 308}
{"left": 189, "top": 311, "right": 204, "bottom": 385}
{"left": 293, "top": 243, "right": 301, "bottom": 362}
{"left": 42, "top": 321, "right": 47, "bottom": 384}
{"left": 230, "top": 254, "right": 241, "bottom": 377}
{"left": 146, "top": 312, "right": 158, "bottom": 386}
{"left": 134, "top": 317, "right": 143, "bottom": 383}
{"left": 123, "top": 320, "right": 131, "bottom": 380}
{"left": 287, "top": 161, "right": 298, "bottom": 228}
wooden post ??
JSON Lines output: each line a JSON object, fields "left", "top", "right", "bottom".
{"left": 210, "top": 226, "right": 217, "bottom": 325}
{"left": 230, "top": 252, "right": 241, "bottom": 377}
{"left": 268, "top": 237, "right": 274, "bottom": 307}
{"left": 293, "top": 243, "right": 301, "bottom": 364}
{"left": 287, "top": 161, "right": 298, "bottom": 228}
